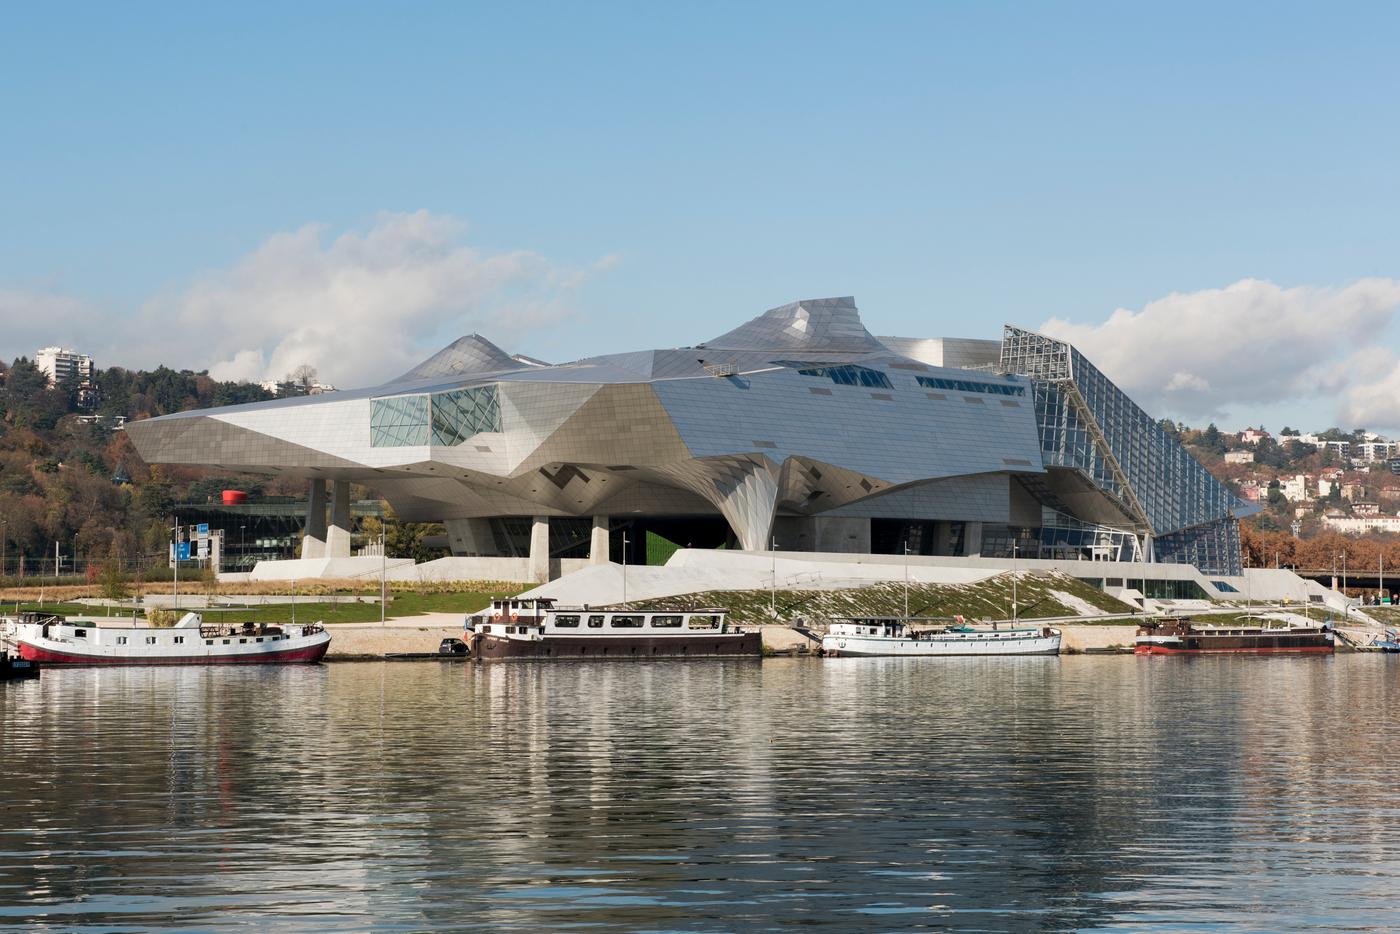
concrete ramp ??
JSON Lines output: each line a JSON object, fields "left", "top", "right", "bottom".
{"left": 249, "top": 556, "right": 416, "bottom": 581}
{"left": 520, "top": 549, "right": 1003, "bottom": 606}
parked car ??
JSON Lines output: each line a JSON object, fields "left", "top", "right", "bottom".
{"left": 438, "top": 638, "right": 469, "bottom": 656}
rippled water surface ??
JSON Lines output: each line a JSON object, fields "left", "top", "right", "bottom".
{"left": 4, "top": 656, "right": 1400, "bottom": 931}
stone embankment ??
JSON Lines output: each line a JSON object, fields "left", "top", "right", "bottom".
{"left": 326, "top": 624, "right": 462, "bottom": 659}
{"left": 1056, "top": 624, "right": 1139, "bottom": 653}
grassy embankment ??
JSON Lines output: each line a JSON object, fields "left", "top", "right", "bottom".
{"left": 4, "top": 572, "right": 1140, "bottom": 628}
{"left": 1186, "top": 606, "right": 1339, "bottom": 626}
{"left": 3, "top": 581, "right": 528, "bottom": 625}
{"left": 643, "top": 571, "right": 1139, "bottom": 628}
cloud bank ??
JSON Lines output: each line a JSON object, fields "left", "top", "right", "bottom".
{"left": 2, "top": 211, "right": 608, "bottom": 388}
{"left": 1039, "top": 277, "right": 1400, "bottom": 431}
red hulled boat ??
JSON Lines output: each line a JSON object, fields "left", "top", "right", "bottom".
{"left": 4, "top": 613, "right": 330, "bottom": 666}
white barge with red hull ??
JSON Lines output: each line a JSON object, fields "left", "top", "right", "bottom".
{"left": 4, "top": 613, "right": 330, "bottom": 666}
{"left": 466, "top": 598, "right": 761, "bottom": 660}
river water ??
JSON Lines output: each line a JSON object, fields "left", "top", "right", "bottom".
{"left": 3, "top": 656, "right": 1400, "bottom": 932}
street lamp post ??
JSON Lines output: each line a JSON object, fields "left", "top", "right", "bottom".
{"left": 1011, "top": 539, "right": 1018, "bottom": 625}
{"left": 903, "top": 540, "right": 911, "bottom": 619}
{"left": 771, "top": 536, "right": 778, "bottom": 617}
{"left": 171, "top": 521, "right": 180, "bottom": 612}
{"left": 1343, "top": 551, "right": 1348, "bottom": 610}
{"left": 621, "top": 533, "right": 629, "bottom": 607}
{"left": 380, "top": 527, "right": 387, "bottom": 627}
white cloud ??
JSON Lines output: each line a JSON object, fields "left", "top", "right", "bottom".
{"left": 0, "top": 290, "right": 108, "bottom": 361}
{"left": 1039, "top": 277, "right": 1400, "bottom": 428}
{"left": 107, "top": 210, "right": 600, "bottom": 386}
{"left": 3, "top": 212, "right": 605, "bottom": 386}
{"left": 1332, "top": 349, "right": 1400, "bottom": 431}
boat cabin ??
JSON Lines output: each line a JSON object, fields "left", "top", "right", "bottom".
{"left": 827, "top": 616, "right": 968, "bottom": 639}
{"left": 469, "top": 604, "right": 732, "bottom": 640}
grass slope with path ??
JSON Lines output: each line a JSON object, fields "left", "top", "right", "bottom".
{"left": 641, "top": 572, "right": 1138, "bottom": 628}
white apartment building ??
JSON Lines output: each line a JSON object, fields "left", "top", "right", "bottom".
{"left": 1355, "top": 441, "right": 1395, "bottom": 462}
{"left": 1224, "top": 450, "right": 1255, "bottom": 464}
{"left": 1323, "top": 513, "right": 1400, "bottom": 535}
{"left": 1323, "top": 440, "right": 1351, "bottom": 460}
{"left": 1281, "top": 474, "right": 1310, "bottom": 502}
{"left": 34, "top": 346, "right": 93, "bottom": 386}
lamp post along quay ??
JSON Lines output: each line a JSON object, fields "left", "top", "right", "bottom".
{"left": 621, "top": 533, "right": 629, "bottom": 607}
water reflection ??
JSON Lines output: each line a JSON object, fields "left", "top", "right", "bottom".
{"left": 2, "top": 657, "right": 1400, "bottom": 930}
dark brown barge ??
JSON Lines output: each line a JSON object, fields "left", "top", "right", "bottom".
{"left": 465, "top": 598, "right": 761, "bottom": 660}
{"left": 1135, "top": 617, "right": 1334, "bottom": 655}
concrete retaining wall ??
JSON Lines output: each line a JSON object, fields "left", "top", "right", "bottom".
{"left": 326, "top": 625, "right": 461, "bottom": 659}
{"left": 1058, "top": 624, "right": 1139, "bottom": 653}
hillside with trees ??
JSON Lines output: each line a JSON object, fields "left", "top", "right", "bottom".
{"left": 0, "top": 357, "right": 285, "bottom": 577}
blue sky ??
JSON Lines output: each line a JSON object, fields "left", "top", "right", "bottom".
{"left": 3, "top": 2, "right": 1399, "bottom": 431}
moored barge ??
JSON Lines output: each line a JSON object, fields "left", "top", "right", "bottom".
{"left": 466, "top": 598, "right": 760, "bottom": 660}
{"left": 822, "top": 618, "right": 1061, "bottom": 657}
{"left": 1, "top": 649, "right": 39, "bottom": 680}
{"left": 5, "top": 612, "right": 330, "bottom": 665}
{"left": 1135, "top": 617, "right": 1334, "bottom": 655}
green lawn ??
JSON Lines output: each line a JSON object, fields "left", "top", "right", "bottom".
{"left": 11, "top": 588, "right": 526, "bottom": 625}
{"left": 1184, "top": 606, "right": 1337, "bottom": 626}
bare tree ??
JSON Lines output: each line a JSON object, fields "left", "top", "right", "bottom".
{"left": 288, "top": 364, "right": 318, "bottom": 389}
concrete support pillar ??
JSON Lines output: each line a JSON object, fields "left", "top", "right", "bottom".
{"left": 933, "top": 521, "right": 953, "bottom": 556}
{"left": 302, "top": 479, "right": 327, "bottom": 559}
{"left": 590, "top": 515, "right": 611, "bottom": 565}
{"left": 963, "top": 521, "right": 983, "bottom": 558}
{"left": 325, "top": 479, "right": 352, "bottom": 558}
{"left": 528, "top": 516, "right": 551, "bottom": 583}
{"left": 445, "top": 518, "right": 498, "bottom": 556}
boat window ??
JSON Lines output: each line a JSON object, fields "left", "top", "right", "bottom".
{"left": 74, "top": 629, "right": 87, "bottom": 638}
{"left": 588, "top": 615, "right": 605, "bottom": 628}
{"left": 651, "top": 615, "right": 683, "bottom": 628}
{"left": 174, "top": 636, "right": 184, "bottom": 644}
{"left": 554, "top": 615, "right": 581, "bottom": 628}
{"left": 611, "top": 615, "right": 644, "bottom": 628}
{"left": 146, "top": 636, "right": 157, "bottom": 644}
{"left": 222, "top": 639, "right": 230, "bottom": 645}
{"left": 206, "top": 639, "right": 213, "bottom": 645}
{"left": 117, "top": 636, "right": 127, "bottom": 645}
{"left": 256, "top": 637, "right": 264, "bottom": 642}
{"left": 688, "top": 615, "right": 719, "bottom": 629}
{"left": 239, "top": 638, "right": 247, "bottom": 643}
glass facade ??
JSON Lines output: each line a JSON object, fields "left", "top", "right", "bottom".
{"left": 372, "top": 386, "right": 501, "bottom": 448}
{"left": 915, "top": 375, "right": 1025, "bottom": 397}
{"left": 430, "top": 386, "right": 501, "bottom": 446}
{"left": 1000, "top": 326, "right": 1245, "bottom": 575}
{"left": 773, "top": 360, "right": 894, "bottom": 389}
{"left": 370, "top": 394, "right": 430, "bottom": 447}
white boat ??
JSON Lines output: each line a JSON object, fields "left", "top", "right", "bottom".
{"left": 821, "top": 617, "right": 1061, "bottom": 657}
{"left": 3, "top": 612, "right": 330, "bottom": 666}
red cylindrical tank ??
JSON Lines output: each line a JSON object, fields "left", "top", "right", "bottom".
{"left": 222, "top": 490, "right": 249, "bottom": 505}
